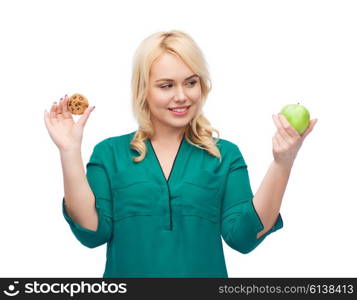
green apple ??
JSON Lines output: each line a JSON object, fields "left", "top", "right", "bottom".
{"left": 279, "top": 103, "right": 310, "bottom": 135}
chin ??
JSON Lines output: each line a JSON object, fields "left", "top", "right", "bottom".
{"left": 167, "top": 119, "right": 191, "bottom": 129}
{"left": 171, "top": 121, "right": 190, "bottom": 128}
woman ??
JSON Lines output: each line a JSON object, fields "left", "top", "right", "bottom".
{"left": 44, "top": 30, "right": 317, "bottom": 278}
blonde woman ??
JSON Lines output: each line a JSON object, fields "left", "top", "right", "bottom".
{"left": 44, "top": 30, "right": 317, "bottom": 278}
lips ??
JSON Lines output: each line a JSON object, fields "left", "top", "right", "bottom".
{"left": 168, "top": 105, "right": 191, "bottom": 111}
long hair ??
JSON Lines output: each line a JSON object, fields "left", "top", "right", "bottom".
{"left": 130, "top": 30, "right": 221, "bottom": 162}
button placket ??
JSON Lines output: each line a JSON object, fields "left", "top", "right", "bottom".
{"left": 147, "top": 136, "right": 185, "bottom": 231}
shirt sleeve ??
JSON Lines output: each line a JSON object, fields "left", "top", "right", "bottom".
{"left": 62, "top": 144, "right": 113, "bottom": 248}
{"left": 220, "top": 144, "right": 283, "bottom": 254}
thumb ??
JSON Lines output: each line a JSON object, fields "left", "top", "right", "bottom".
{"left": 78, "top": 106, "right": 95, "bottom": 127}
{"left": 301, "top": 119, "right": 317, "bottom": 140}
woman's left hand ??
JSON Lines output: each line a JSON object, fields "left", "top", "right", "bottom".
{"left": 272, "top": 113, "right": 318, "bottom": 168}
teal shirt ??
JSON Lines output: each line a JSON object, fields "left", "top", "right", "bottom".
{"left": 62, "top": 130, "right": 283, "bottom": 277}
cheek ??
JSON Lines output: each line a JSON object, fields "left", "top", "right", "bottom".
{"left": 158, "top": 88, "right": 174, "bottom": 99}
{"left": 189, "top": 87, "right": 202, "bottom": 104}
{"left": 190, "top": 103, "right": 201, "bottom": 116}
{"left": 190, "top": 85, "right": 202, "bottom": 99}
{"left": 148, "top": 92, "right": 170, "bottom": 108}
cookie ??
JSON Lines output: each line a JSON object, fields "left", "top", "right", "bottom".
{"left": 67, "top": 93, "right": 89, "bottom": 115}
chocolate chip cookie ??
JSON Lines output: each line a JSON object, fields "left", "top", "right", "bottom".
{"left": 67, "top": 93, "right": 89, "bottom": 115}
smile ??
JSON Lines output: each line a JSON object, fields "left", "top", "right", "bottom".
{"left": 168, "top": 105, "right": 190, "bottom": 116}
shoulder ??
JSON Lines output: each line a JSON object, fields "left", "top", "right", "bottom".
{"left": 215, "top": 137, "right": 244, "bottom": 156}
{"left": 92, "top": 130, "right": 136, "bottom": 153}
{"left": 215, "top": 137, "right": 248, "bottom": 169}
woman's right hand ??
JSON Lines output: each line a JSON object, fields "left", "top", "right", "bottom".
{"left": 44, "top": 94, "right": 95, "bottom": 152}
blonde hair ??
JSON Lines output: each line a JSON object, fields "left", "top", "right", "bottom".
{"left": 130, "top": 30, "right": 221, "bottom": 163}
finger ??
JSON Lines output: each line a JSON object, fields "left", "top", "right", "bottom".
{"left": 44, "top": 110, "right": 53, "bottom": 131}
{"left": 62, "top": 95, "right": 69, "bottom": 112}
{"left": 56, "top": 97, "right": 64, "bottom": 120}
{"left": 272, "top": 132, "right": 281, "bottom": 149}
{"left": 272, "top": 114, "right": 292, "bottom": 144}
{"left": 77, "top": 106, "right": 94, "bottom": 127}
{"left": 62, "top": 94, "right": 73, "bottom": 120}
{"left": 272, "top": 135, "right": 279, "bottom": 150}
{"left": 301, "top": 119, "right": 317, "bottom": 140}
{"left": 278, "top": 114, "right": 300, "bottom": 138}
{"left": 275, "top": 131, "right": 289, "bottom": 149}
{"left": 301, "top": 119, "right": 318, "bottom": 140}
{"left": 50, "top": 102, "right": 57, "bottom": 118}
{"left": 50, "top": 102, "right": 58, "bottom": 126}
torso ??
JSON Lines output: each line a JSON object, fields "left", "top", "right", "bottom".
{"left": 150, "top": 141, "right": 181, "bottom": 181}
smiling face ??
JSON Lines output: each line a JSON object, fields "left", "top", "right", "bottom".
{"left": 146, "top": 52, "right": 202, "bottom": 133}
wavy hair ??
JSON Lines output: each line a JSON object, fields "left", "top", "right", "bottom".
{"left": 130, "top": 30, "right": 221, "bottom": 163}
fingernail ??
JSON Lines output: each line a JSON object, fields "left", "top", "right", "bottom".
{"left": 92, "top": 106, "right": 96, "bottom": 111}
{"left": 53, "top": 101, "right": 57, "bottom": 104}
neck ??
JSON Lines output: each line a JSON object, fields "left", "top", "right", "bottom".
{"left": 150, "top": 125, "right": 186, "bottom": 145}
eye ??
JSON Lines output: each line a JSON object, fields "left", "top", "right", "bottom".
{"left": 160, "top": 80, "right": 197, "bottom": 89}
{"left": 160, "top": 84, "right": 172, "bottom": 89}
{"left": 187, "top": 80, "right": 197, "bottom": 87}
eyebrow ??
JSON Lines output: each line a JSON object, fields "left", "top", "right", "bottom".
{"left": 154, "top": 74, "right": 199, "bottom": 83}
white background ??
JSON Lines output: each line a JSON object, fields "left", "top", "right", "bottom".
{"left": 1, "top": 0, "right": 356, "bottom": 277}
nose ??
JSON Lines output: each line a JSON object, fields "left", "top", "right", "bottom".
{"left": 173, "top": 86, "right": 187, "bottom": 102}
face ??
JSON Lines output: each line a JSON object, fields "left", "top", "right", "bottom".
{"left": 146, "top": 52, "right": 202, "bottom": 132}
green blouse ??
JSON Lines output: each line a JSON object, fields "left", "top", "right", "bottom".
{"left": 62, "top": 130, "right": 283, "bottom": 278}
